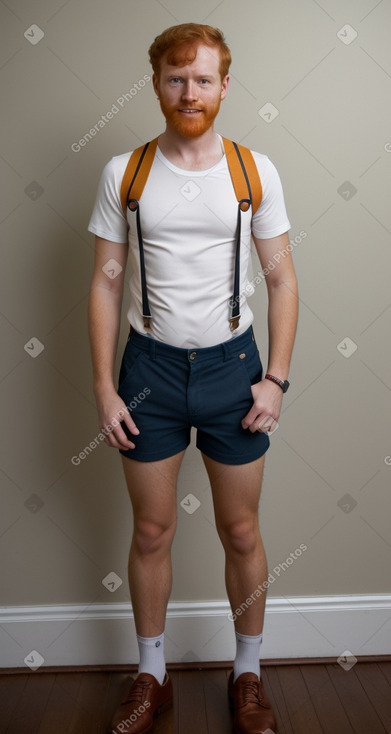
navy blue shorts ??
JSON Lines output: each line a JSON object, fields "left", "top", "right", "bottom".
{"left": 117, "top": 325, "right": 270, "bottom": 464}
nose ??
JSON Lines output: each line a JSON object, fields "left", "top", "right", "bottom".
{"left": 181, "top": 80, "right": 198, "bottom": 102}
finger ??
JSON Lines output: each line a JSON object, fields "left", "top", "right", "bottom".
{"left": 246, "top": 413, "right": 273, "bottom": 434}
{"left": 106, "top": 428, "right": 137, "bottom": 450}
{"left": 255, "top": 415, "right": 277, "bottom": 434}
{"left": 101, "top": 417, "right": 138, "bottom": 450}
{"left": 121, "top": 409, "right": 140, "bottom": 436}
{"left": 241, "top": 403, "right": 262, "bottom": 430}
{"left": 114, "top": 411, "right": 140, "bottom": 449}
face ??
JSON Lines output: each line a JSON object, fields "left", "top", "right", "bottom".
{"left": 153, "top": 44, "right": 229, "bottom": 139}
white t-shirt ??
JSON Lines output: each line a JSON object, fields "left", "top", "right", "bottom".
{"left": 88, "top": 134, "right": 290, "bottom": 348}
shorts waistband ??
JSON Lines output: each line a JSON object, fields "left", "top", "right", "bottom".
{"left": 128, "top": 326, "right": 255, "bottom": 362}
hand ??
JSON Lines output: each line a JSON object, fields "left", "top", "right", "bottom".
{"left": 241, "top": 378, "right": 283, "bottom": 433}
{"left": 95, "top": 386, "right": 140, "bottom": 450}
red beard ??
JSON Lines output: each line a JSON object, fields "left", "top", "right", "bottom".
{"left": 159, "top": 95, "right": 222, "bottom": 138}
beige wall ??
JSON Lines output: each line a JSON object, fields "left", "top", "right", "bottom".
{"left": 1, "top": 0, "right": 390, "bottom": 617}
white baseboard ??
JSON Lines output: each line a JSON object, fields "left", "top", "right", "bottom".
{"left": 1, "top": 595, "right": 390, "bottom": 670}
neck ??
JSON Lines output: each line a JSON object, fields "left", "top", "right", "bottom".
{"left": 157, "top": 126, "right": 224, "bottom": 169}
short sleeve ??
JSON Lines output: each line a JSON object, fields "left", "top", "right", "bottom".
{"left": 88, "top": 155, "right": 130, "bottom": 243}
{"left": 251, "top": 154, "right": 291, "bottom": 239}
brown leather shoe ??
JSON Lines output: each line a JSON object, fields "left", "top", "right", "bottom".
{"left": 228, "top": 670, "right": 277, "bottom": 734}
{"left": 109, "top": 672, "right": 173, "bottom": 733}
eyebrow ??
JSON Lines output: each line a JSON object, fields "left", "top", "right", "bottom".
{"left": 168, "top": 73, "right": 216, "bottom": 79}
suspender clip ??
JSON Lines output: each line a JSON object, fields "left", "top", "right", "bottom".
{"left": 229, "top": 315, "right": 240, "bottom": 332}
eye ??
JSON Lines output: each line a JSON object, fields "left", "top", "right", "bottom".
{"left": 200, "top": 79, "right": 210, "bottom": 84}
{"left": 170, "top": 77, "right": 182, "bottom": 84}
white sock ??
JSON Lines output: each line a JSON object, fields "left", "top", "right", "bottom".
{"left": 136, "top": 631, "right": 166, "bottom": 685}
{"left": 233, "top": 631, "right": 263, "bottom": 682}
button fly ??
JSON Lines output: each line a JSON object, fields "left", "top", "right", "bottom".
{"left": 189, "top": 351, "right": 197, "bottom": 360}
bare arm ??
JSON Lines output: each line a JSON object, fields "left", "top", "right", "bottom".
{"left": 88, "top": 236, "right": 139, "bottom": 449}
{"left": 241, "top": 231, "right": 299, "bottom": 433}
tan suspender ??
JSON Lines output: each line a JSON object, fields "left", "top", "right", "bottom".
{"left": 221, "top": 138, "right": 262, "bottom": 213}
{"left": 120, "top": 136, "right": 262, "bottom": 214}
{"left": 119, "top": 136, "right": 263, "bottom": 331}
{"left": 120, "top": 137, "right": 159, "bottom": 214}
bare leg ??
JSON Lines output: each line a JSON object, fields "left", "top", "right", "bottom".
{"left": 201, "top": 453, "right": 267, "bottom": 635}
{"left": 121, "top": 450, "right": 186, "bottom": 637}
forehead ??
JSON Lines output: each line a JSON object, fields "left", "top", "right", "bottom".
{"left": 161, "top": 43, "right": 221, "bottom": 76}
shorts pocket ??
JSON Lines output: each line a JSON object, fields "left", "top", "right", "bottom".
{"left": 117, "top": 343, "right": 146, "bottom": 392}
{"left": 238, "top": 343, "right": 264, "bottom": 393}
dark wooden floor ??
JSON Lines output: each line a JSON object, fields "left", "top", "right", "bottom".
{"left": 1, "top": 661, "right": 391, "bottom": 734}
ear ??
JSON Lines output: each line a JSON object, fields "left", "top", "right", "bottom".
{"left": 152, "top": 73, "right": 160, "bottom": 97}
{"left": 220, "top": 74, "right": 229, "bottom": 100}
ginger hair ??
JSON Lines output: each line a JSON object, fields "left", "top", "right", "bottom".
{"left": 149, "top": 23, "right": 231, "bottom": 80}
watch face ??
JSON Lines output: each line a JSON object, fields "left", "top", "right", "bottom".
{"left": 283, "top": 380, "right": 290, "bottom": 393}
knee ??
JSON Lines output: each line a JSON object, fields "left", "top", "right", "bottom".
{"left": 218, "top": 518, "right": 260, "bottom": 556}
{"left": 133, "top": 517, "right": 177, "bottom": 555}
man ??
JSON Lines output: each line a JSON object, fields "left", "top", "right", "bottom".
{"left": 88, "top": 22, "right": 298, "bottom": 734}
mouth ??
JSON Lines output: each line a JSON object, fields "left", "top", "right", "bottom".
{"left": 179, "top": 109, "right": 202, "bottom": 114}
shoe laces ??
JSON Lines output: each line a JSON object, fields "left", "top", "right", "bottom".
{"left": 241, "top": 680, "right": 265, "bottom": 708}
{"left": 122, "top": 677, "right": 151, "bottom": 705}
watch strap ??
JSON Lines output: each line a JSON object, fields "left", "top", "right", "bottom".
{"left": 265, "top": 373, "right": 289, "bottom": 392}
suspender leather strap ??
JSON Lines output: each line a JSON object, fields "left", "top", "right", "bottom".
{"left": 221, "top": 138, "right": 263, "bottom": 331}
{"left": 120, "top": 137, "right": 159, "bottom": 213}
{"left": 120, "top": 138, "right": 159, "bottom": 329}
{"left": 120, "top": 137, "right": 262, "bottom": 332}
{"left": 221, "top": 138, "right": 262, "bottom": 214}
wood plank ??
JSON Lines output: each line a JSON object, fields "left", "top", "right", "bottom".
{"left": 36, "top": 672, "right": 82, "bottom": 734}
{"left": 378, "top": 661, "right": 391, "bottom": 687}
{"left": 169, "top": 669, "right": 179, "bottom": 734}
{"left": 327, "top": 662, "right": 387, "bottom": 733}
{"left": 261, "top": 666, "right": 293, "bottom": 734}
{"left": 3, "top": 673, "right": 55, "bottom": 734}
{"left": 354, "top": 663, "right": 391, "bottom": 733}
{"left": 0, "top": 674, "right": 29, "bottom": 734}
{"left": 177, "top": 670, "right": 208, "bottom": 734}
{"left": 203, "top": 668, "right": 232, "bottom": 733}
{"left": 276, "top": 665, "right": 323, "bottom": 734}
{"left": 300, "top": 664, "right": 355, "bottom": 733}
{"left": 67, "top": 672, "right": 110, "bottom": 734}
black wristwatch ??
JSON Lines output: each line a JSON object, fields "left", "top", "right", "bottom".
{"left": 265, "top": 373, "right": 290, "bottom": 393}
